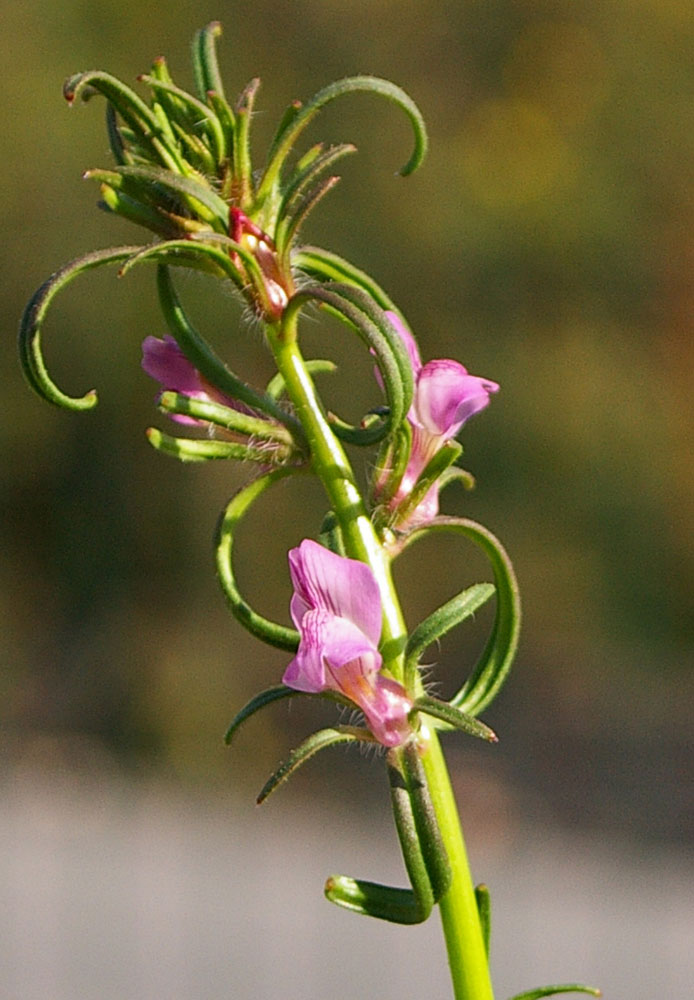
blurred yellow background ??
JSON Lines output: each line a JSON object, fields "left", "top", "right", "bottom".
{"left": 1, "top": 2, "right": 692, "bottom": 998}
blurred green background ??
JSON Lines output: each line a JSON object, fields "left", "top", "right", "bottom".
{"left": 2, "top": 0, "right": 692, "bottom": 856}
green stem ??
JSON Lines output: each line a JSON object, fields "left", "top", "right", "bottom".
{"left": 422, "top": 730, "right": 496, "bottom": 1000}
{"left": 268, "top": 315, "right": 494, "bottom": 1000}
{"left": 268, "top": 318, "right": 405, "bottom": 669}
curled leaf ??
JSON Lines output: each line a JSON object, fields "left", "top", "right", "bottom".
{"left": 215, "top": 468, "right": 303, "bottom": 651}
{"left": 19, "top": 246, "right": 141, "bottom": 410}
{"left": 400, "top": 517, "right": 520, "bottom": 715}
{"left": 257, "top": 74, "right": 427, "bottom": 206}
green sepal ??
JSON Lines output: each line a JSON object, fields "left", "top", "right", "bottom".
{"left": 265, "top": 359, "right": 337, "bottom": 401}
{"left": 257, "top": 726, "right": 371, "bottom": 804}
{"left": 475, "top": 884, "right": 491, "bottom": 956}
{"left": 324, "top": 876, "right": 427, "bottom": 925}
{"left": 146, "top": 427, "right": 277, "bottom": 463}
{"left": 370, "top": 419, "right": 412, "bottom": 511}
{"left": 506, "top": 987, "right": 601, "bottom": 1000}
{"left": 293, "top": 246, "right": 399, "bottom": 312}
{"left": 412, "top": 695, "right": 497, "bottom": 742}
{"left": 18, "top": 245, "right": 142, "bottom": 410}
{"left": 389, "top": 440, "right": 463, "bottom": 530}
{"left": 400, "top": 517, "right": 521, "bottom": 715}
{"left": 63, "top": 69, "right": 185, "bottom": 174}
{"left": 404, "top": 581, "right": 495, "bottom": 692}
{"left": 215, "top": 468, "right": 302, "bottom": 651}
{"left": 156, "top": 267, "right": 302, "bottom": 436}
{"left": 256, "top": 74, "right": 427, "bottom": 206}
{"left": 157, "top": 392, "right": 295, "bottom": 452}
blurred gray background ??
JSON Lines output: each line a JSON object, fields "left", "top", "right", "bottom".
{"left": 1, "top": 1, "right": 692, "bottom": 998}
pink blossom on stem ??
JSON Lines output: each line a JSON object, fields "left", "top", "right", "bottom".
{"left": 383, "top": 312, "right": 499, "bottom": 524}
{"left": 141, "top": 334, "right": 238, "bottom": 425}
{"left": 282, "top": 539, "right": 412, "bottom": 747}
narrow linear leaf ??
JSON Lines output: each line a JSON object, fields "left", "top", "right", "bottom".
{"left": 324, "top": 876, "right": 427, "bottom": 925}
{"left": 19, "top": 246, "right": 141, "bottom": 409}
{"left": 276, "top": 144, "right": 356, "bottom": 256}
{"left": 225, "top": 685, "right": 352, "bottom": 744}
{"left": 412, "top": 694, "right": 497, "bottom": 742}
{"left": 276, "top": 175, "right": 342, "bottom": 264}
{"left": 232, "top": 78, "right": 261, "bottom": 208}
{"left": 98, "top": 183, "right": 181, "bottom": 238}
{"left": 158, "top": 392, "right": 295, "bottom": 449}
{"left": 386, "top": 753, "right": 435, "bottom": 921}
{"left": 439, "top": 465, "right": 476, "bottom": 493}
{"left": 64, "top": 70, "right": 185, "bottom": 173}
{"left": 506, "top": 986, "right": 601, "bottom": 1000}
{"left": 400, "top": 517, "right": 521, "bottom": 715}
{"left": 257, "top": 726, "right": 368, "bottom": 804}
{"left": 404, "top": 582, "right": 495, "bottom": 692}
{"left": 103, "top": 164, "right": 229, "bottom": 228}
{"left": 225, "top": 686, "right": 303, "bottom": 744}
{"left": 146, "top": 427, "right": 275, "bottom": 463}
{"left": 371, "top": 419, "right": 413, "bottom": 513}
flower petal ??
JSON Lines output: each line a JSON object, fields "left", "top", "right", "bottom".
{"left": 415, "top": 360, "right": 499, "bottom": 437}
{"left": 287, "top": 540, "right": 382, "bottom": 646}
{"left": 141, "top": 335, "right": 205, "bottom": 396}
{"left": 384, "top": 311, "right": 422, "bottom": 374}
{"left": 282, "top": 610, "right": 380, "bottom": 694}
{"left": 360, "top": 675, "right": 413, "bottom": 748}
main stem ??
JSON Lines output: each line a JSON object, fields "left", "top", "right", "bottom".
{"left": 269, "top": 322, "right": 494, "bottom": 1000}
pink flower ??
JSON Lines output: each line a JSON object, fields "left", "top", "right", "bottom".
{"left": 141, "top": 334, "right": 238, "bottom": 425}
{"left": 282, "top": 539, "right": 412, "bottom": 747}
{"left": 384, "top": 312, "right": 499, "bottom": 524}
